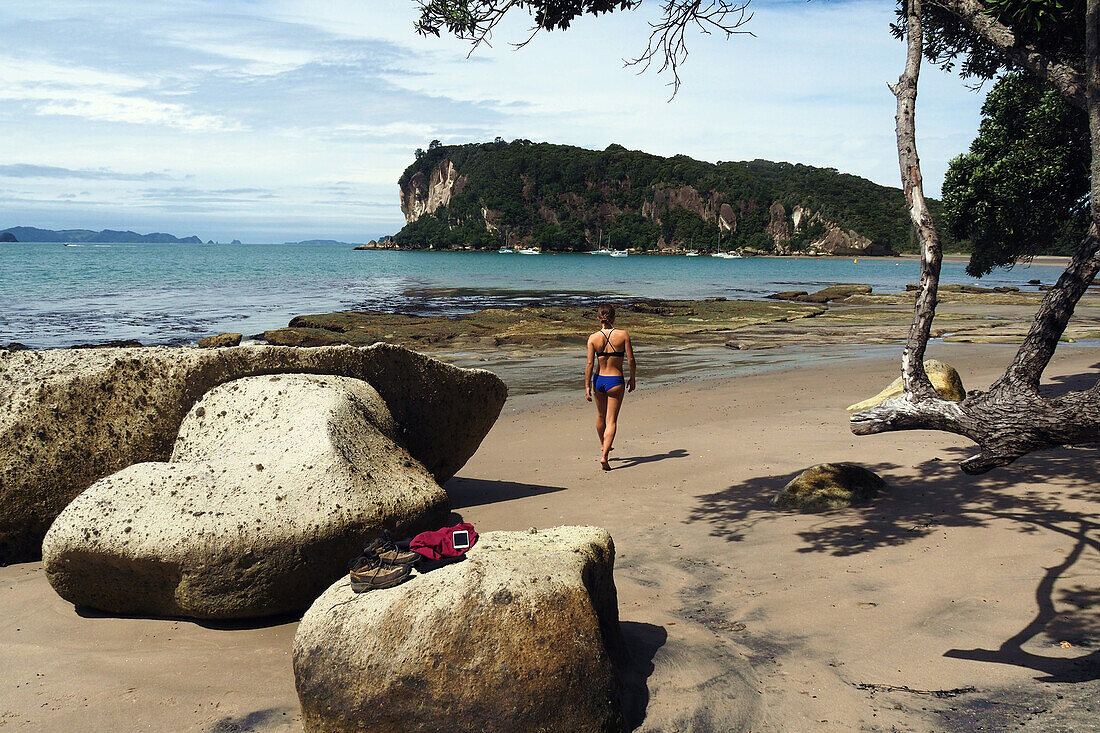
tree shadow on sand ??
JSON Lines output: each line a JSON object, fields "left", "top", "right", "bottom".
{"left": 687, "top": 444, "right": 1100, "bottom": 682}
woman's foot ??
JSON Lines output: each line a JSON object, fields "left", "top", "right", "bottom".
{"left": 600, "top": 455, "right": 611, "bottom": 471}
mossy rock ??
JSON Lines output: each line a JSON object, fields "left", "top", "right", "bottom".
{"left": 773, "top": 463, "right": 886, "bottom": 512}
{"left": 846, "top": 359, "right": 965, "bottom": 412}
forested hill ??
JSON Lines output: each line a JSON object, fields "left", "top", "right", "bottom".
{"left": 395, "top": 140, "right": 960, "bottom": 255}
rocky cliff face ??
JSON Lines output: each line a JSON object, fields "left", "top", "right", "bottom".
{"left": 400, "top": 158, "right": 465, "bottom": 223}
{"left": 783, "top": 204, "right": 880, "bottom": 256}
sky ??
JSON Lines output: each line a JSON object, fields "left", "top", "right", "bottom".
{"left": 0, "top": 0, "right": 990, "bottom": 242}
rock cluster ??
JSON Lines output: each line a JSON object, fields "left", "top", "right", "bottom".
{"left": 766, "top": 284, "right": 873, "bottom": 303}
{"left": 773, "top": 463, "right": 886, "bottom": 512}
{"left": 42, "top": 375, "right": 449, "bottom": 618}
{"left": 0, "top": 344, "right": 506, "bottom": 563}
{"left": 293, "top": 527, "right": 625, "bottom": 733}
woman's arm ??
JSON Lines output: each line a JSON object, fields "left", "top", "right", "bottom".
{"left": 624, "top": 332, "right": 637, "bottom": 392}
{"left": 584, "top": 336, "right": 596, "bottom": 401}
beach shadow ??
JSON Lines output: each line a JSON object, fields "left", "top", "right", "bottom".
{"left": 614, "top": 448, "right": 689, "bottom": 470}
{"left": 1038, "top": 363, "right": 1100, "bottom": 397}
{"left": 688, "top": 444, "right": 1100, "bottom": 682}
{"left": 208, "top": 707, "right": 295, "bottom": 732}
{"left": 618, "top": 621, "right": 668, "bottom": 730}
{"left": 74, "top": 605, "right": 303, "bottom": 629}
{"left": 444, "top": 477, "right": 567, "bottom": 509}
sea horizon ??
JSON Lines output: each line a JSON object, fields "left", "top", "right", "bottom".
{"left": 1, "top": 241, "right": 1070, "bottom": 350}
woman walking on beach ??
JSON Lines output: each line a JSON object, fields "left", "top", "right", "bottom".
{"left": 585, "top": 303, "right": 636, "bottom": 470}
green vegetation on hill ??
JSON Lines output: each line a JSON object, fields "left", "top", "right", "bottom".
{"left": 394, "top": 141, "right": 959, "bottom": 254}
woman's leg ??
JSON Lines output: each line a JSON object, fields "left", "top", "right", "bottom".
{"left": 600, "top": 385, "right": 625, "bottom": 469}
{"left": 594, "top": 390, "right": 608, "bottom": 447}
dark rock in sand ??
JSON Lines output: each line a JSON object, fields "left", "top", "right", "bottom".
{"left": 43, "top": 374, "right": 448, "bottom": 618}
{"left": 768, "top": 285, "right": 871, "bottom": 303}
{"left": 795, "top": 284, "right": 873, "bottom": 303}
{"left": 0, "top": 344, "right": 506, "bottom": 563}
{"left": 773, "top": 463, "right": 886, "bottom": 512}
{"left": 197, "top": 332, "right": 242, "bottom": 348}
{"left": 293, "top": 527, "right": 625, "bottom": 733}
{"left": 766, "top": 290, "right": 809, "bottom": 301}
{"left": 5, "top": 343, "right": 30, "bottom": 351}
{"left": 262, "top": 327, "right": 359, "bottom": 347}
{"left": 1028, "top": 279, "right": 1041, "bottom": 285}
{"left": 71, "top": 339, "right": 144, "bottom": 349}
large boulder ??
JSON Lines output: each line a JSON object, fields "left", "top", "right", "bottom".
{"left": 0, "top": 344, "right": 506, "bottom": 563}
{"left": 293, "top": 527, "right": 625, "bottom": 733}
{"left": 846, "top": 359, "right": 965, "bottom": 412}
{"left": 773, "top": 463, "right": 886, "bottom": 512}
{"left": 42, "top": 374, "right": 448, "bottom": 618}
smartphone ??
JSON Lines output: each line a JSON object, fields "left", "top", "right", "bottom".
{"left": 452, "top": 530, "right": 471, "bottom": 550}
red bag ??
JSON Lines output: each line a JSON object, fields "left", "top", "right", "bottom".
{"left": 409, "top": 523, "right": 478, "bottom": 560}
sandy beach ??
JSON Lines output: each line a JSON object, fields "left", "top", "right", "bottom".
{"left": 2, "top": 340, "right": 1098, "bottom": 731}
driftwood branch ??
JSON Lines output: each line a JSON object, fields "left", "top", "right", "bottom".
{"left": 850, "top": 0, "right": 1100, "bottom": 473}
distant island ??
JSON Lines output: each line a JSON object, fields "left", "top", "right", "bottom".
{"left": 1, "top": 227, "right": 205, "bottom": 244}
{"left": 0, "top": 232, "right": 17, "bottom": 243}
{"left": 395, "top": 140, "right": 966, "bottom": 256}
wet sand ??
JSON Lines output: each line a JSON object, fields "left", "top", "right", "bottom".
{"left": 2, "top": 341, "right": 1098, "bottom": 731}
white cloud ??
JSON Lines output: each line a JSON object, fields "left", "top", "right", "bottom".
{"left": 0, "top": 55, "right": 243, "bottom": 131}
{"left": 0, "top": 0, "right": 991, "bottom": 239}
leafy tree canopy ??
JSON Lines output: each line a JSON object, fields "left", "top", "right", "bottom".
{"left": 898, "top": 0, "right": 1085, "bottom": 82}
{"left": 942, "top": 71, "right": 1090, "bottom": 276}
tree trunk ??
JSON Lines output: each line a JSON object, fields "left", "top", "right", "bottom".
{"left": 892, "top": 0, "right": 942, "bottom": 400}
{"left": 849, "top": 0, "right": 1100, "bottom": 473}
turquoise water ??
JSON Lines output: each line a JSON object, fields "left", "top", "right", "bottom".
{"left": 0, "top": 242, "right": 1067, "bottom": 348}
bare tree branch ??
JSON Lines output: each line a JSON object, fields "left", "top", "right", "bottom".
{"left": 624, "top": 1, "right": 754, "bottom": 96}
{"left": 415, "top": 1, "right": 754, "bottom": 95}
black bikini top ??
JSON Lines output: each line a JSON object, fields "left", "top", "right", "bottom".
{"left": 597, "top": 329, "right": 626, "bottom": 359}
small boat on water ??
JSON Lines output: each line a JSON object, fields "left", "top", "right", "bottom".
{"left": 610, "top": 250, "right": 628, "bottom": 258}
{"left": 589, "top": 232, "right": 613, "bottom": 254}
{"left": 518, "top": 247, "right": 541, "bottom": 255}
{"left": 711, "top": 231, "right": 742, "bottom": 258}
{"left": 684, "top": 250, "right": 700, "bottom": 257}
{"left": 498, "top": 247, "right": 515, "bottom": 254}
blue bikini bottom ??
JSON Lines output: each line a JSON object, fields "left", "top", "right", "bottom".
{"left": 592, "top": 374, "right": 626, "bottom": 393}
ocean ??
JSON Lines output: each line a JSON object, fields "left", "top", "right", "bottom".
{"left": 0, "top": 242, "right": 1068, "bottom": 349}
